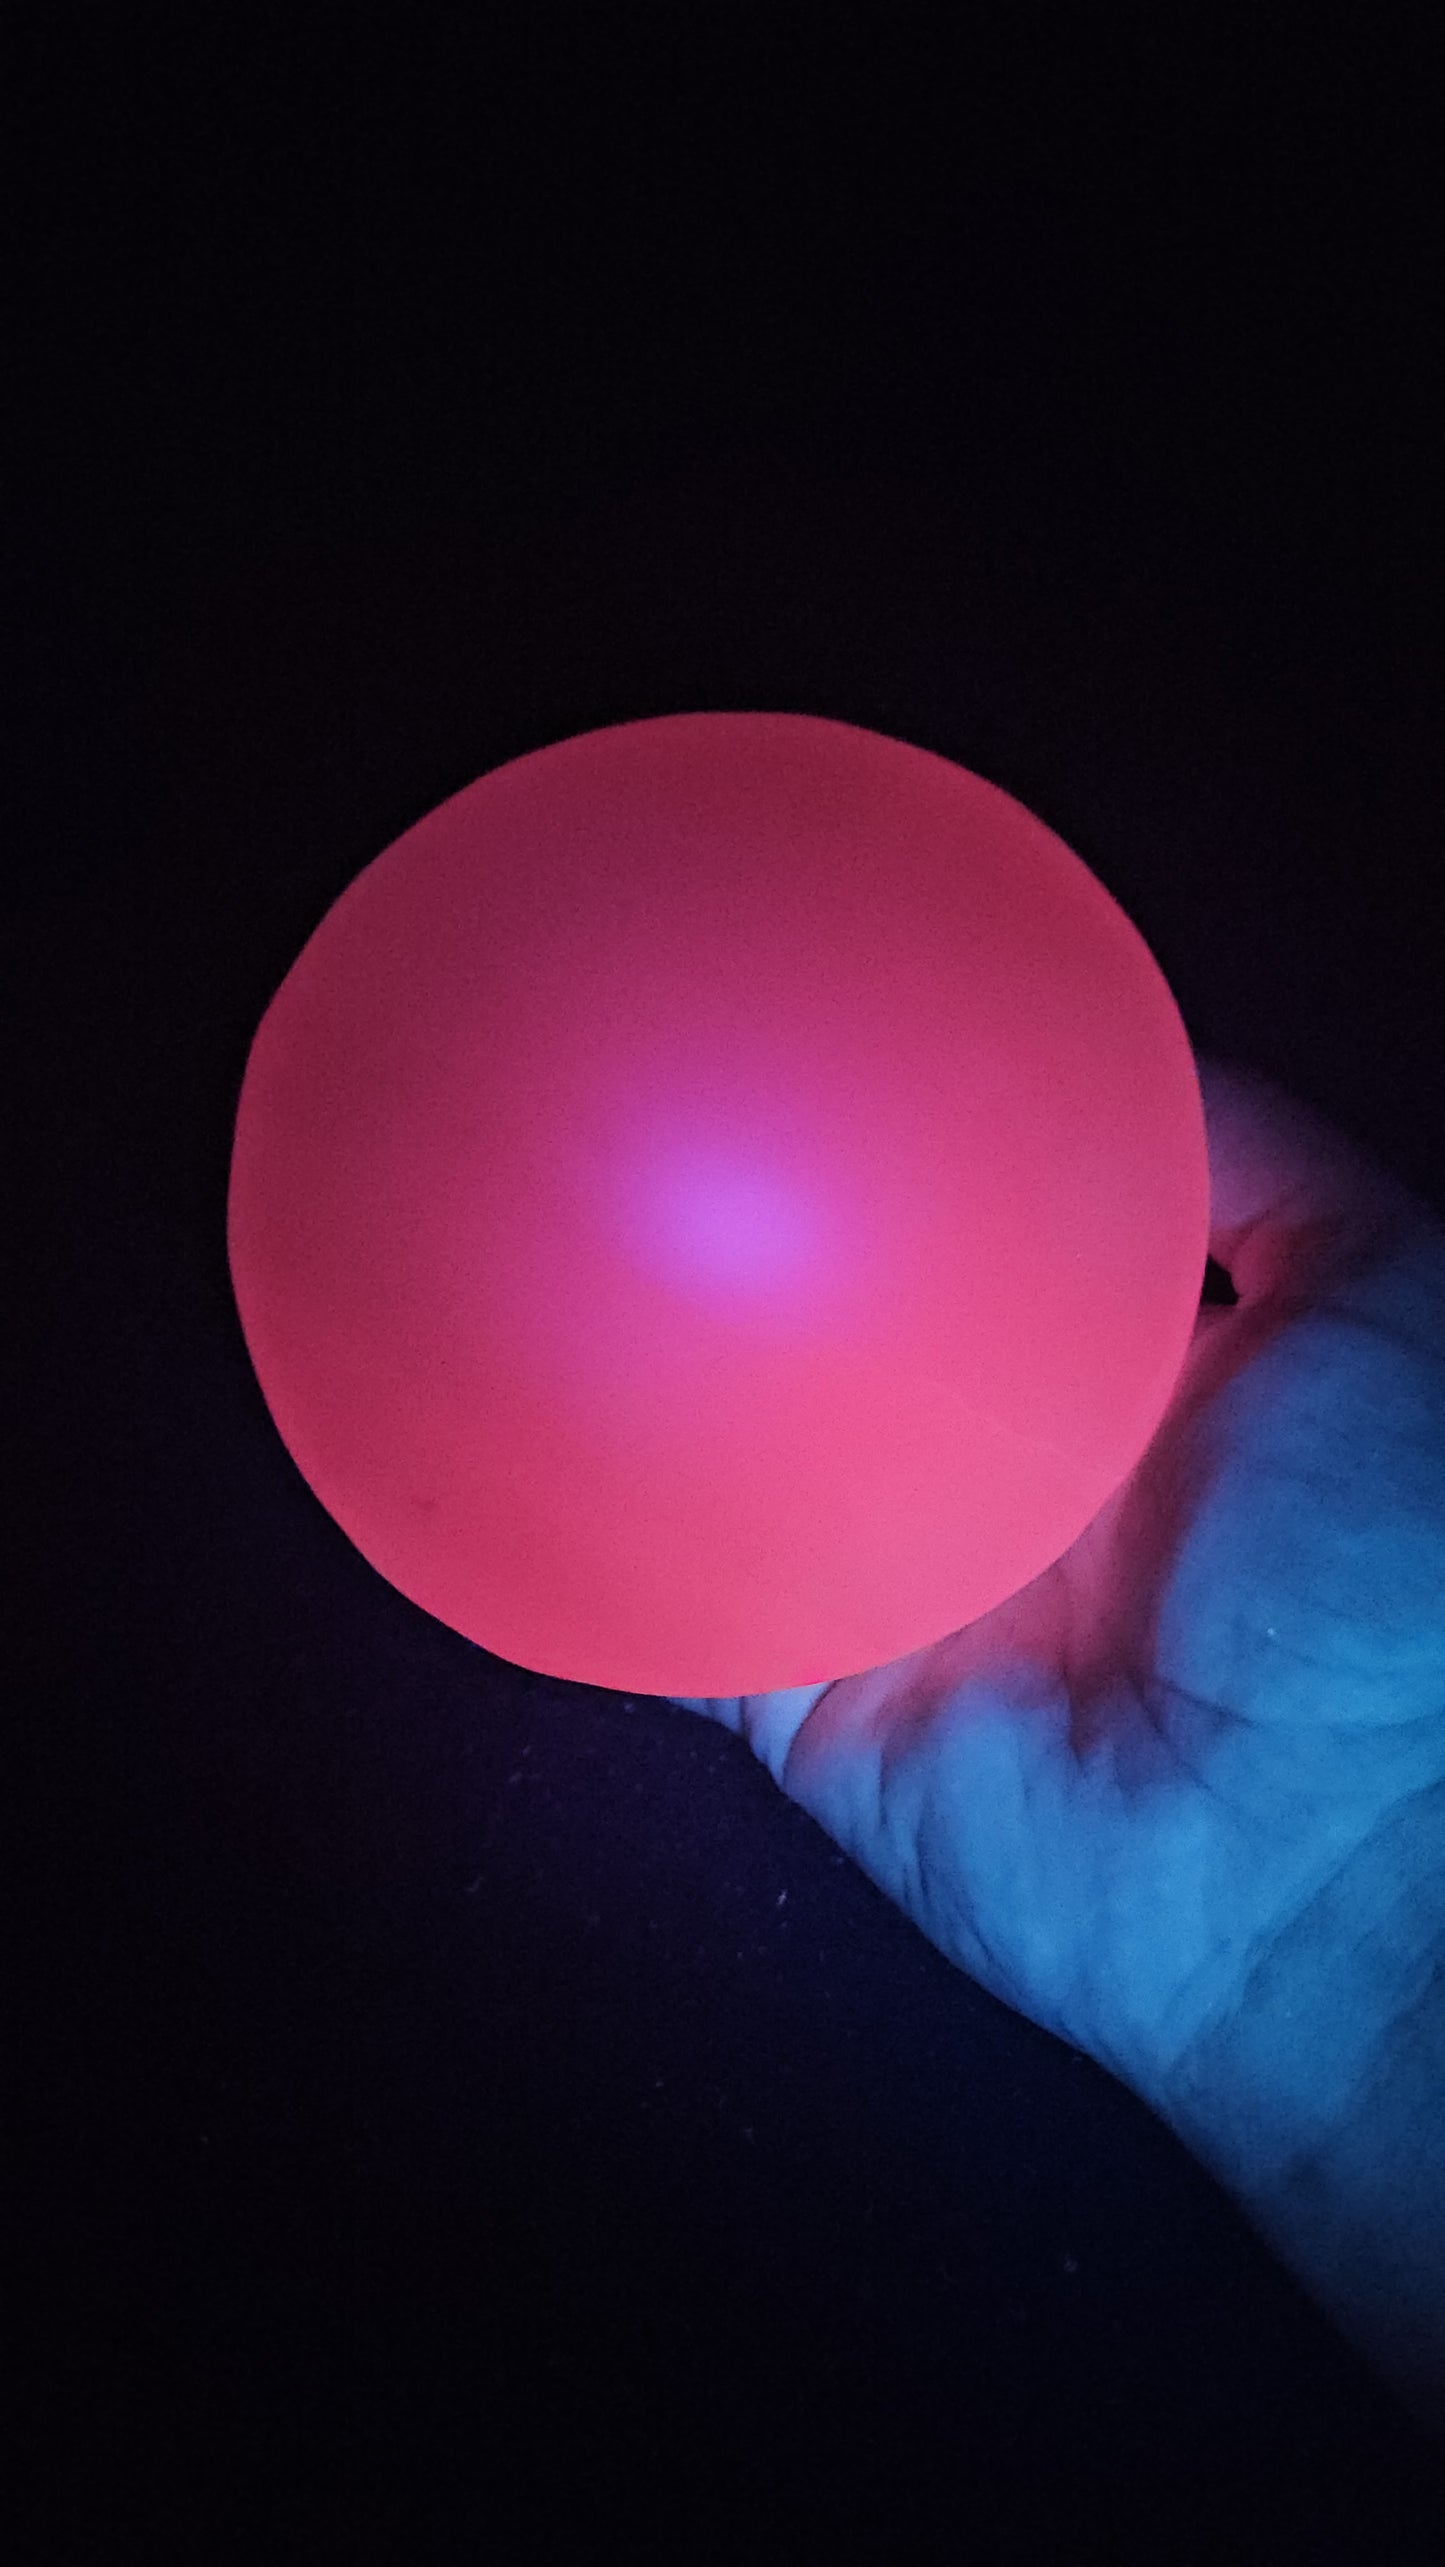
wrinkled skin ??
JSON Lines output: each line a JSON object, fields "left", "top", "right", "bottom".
{"left": 672, "top": 1058, "right": 1445, "bottom": 2117}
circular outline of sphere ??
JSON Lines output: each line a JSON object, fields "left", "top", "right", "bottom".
{"left": 227, "top": 712, "right": 1210, "bottom": 1697}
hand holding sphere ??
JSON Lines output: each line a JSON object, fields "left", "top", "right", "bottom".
{"left": 229, "top": 713, "right": 1445, "bottom": 2436}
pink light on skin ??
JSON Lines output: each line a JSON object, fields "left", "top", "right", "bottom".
{"left": 227, "top": 712, "right": 1210, "bottom": 1698}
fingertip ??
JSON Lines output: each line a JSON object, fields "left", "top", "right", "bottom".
{"left": 663, "top": 1682, "right": 839, "bottom": 1784}
{"left": 1193, "top": 1051, "right": 1423, "bottom": 1300}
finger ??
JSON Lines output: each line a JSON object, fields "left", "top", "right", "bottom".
{"left": 667, "top": 1682, "right": 838, "bottom": 1783}
{"left": 1194, "top": 1054, "right": 1431, "bottom": 1309}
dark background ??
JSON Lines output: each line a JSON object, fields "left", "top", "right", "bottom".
{"left": 8, "top": 13, "right": 1445, "bottom": 2560}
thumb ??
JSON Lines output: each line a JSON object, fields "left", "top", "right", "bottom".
{"left": 670, "top": 1655, "right": 1101, "bottom": 2048}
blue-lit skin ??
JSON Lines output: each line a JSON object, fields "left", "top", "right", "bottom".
{"left": 672, "top": 1055, "right": 1445, "bottom": 2438}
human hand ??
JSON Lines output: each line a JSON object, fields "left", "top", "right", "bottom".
{"left": 669, "top": 1057, "right": 1445, "bottom": 2126}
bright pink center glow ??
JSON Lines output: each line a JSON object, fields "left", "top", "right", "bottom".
{"left": 227, "top": 712, "right": 1210, "bottom": 1696}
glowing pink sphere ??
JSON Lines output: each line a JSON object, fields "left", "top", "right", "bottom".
{"left": 227, "top": 713, "right": 1209, "bottom": 1697}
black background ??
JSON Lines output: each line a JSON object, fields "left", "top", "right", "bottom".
{"left": 8, "top": 13, "right": 1445, "bottom": 2560}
